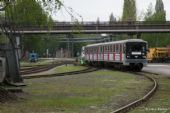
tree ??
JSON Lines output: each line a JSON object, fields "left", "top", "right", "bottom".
{"left": 144, "top": 3, "right": 154, "bottom": 21}
{"left": 154, "top": 0, "right": 166, "bottom": 21}
{"left": 142, "top": 1, "right": 169, "bottom": 47}
{"left": 109, "top": 13, "right": 116, "bottom": 23}
{"left": 0, "top": 0, "right": 63, "bottom": 58}
{"left": 4, "top": 0, "right": 56, "bottom": 56}
{"left": 122, "top": 0, "right": 136, "bottom": 21}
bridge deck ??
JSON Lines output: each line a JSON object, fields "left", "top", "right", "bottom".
{"left": 1, "top": 21, "right": 170, "bottom": 34}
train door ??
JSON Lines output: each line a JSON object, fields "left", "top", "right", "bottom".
{"left": 0, "top": 57, "right": 6, "bottom": 83}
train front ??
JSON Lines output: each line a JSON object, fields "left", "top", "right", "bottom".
{"left": 124, "top": 40, "right": 148, "bottom": 71}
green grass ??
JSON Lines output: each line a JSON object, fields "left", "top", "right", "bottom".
{"left": 20, "top": 58, "right": 52, "bottom": 67}
{"left": 55, "top": 65, "right": 87, "bottom": 73}
{"left": 0, "top": 70, "right": 152, "bottom": 113}
{"left": 129, "top": 74, "right": 170, "bottom": 113}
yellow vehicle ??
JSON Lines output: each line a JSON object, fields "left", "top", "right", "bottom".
{"left": 147, "top": 47, "right": 169, "bottom": 63}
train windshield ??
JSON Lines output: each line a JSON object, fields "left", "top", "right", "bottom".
{"left": 126, "top": 42, "right": 147, "bottom": 54}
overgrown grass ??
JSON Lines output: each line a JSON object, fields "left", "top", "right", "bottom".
{"left": 130, "top": 74, "right": 170, "bottom": 113}
{"left": 55, "top": 65, "right": 86, "bottom": 73}
{"left": 20, "top": 58, "right": 52, "bottom": 67}
{"left": 0, "top": 70, "right": 152, "bottom": 113}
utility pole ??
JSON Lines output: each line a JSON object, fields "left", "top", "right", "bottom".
{"left": 67, "top": 34, "right": 70, "bottom": 58}
{"left": 71, "top": 35, "right": 74, "bottom": 57}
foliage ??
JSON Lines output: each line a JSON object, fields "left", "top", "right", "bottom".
{"left": 142, "top": 0, "right": 170, "bottom": 47}
{"left": 144, "top": 3, "right": 154, "bottom": 21}
{"left": 0, "top": 33, "right": 9, "bottom": 44}
{"left": 6, "top": 0, "right": 50, "bottom": 26}
{"left": 4, "top": 0, "right": 58, "bottom": 56}
{"left": 109, "top": 13, "right": 116, "bottom": 23}
{"left": 122, "top": 0, "right": 136, "bottom": 21}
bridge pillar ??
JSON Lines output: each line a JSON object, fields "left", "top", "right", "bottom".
{"left": 4, "top": 36, "right": 23, "bottom": 83}
{"left": 66, "top": 34, "right": 74, "bottom": 58}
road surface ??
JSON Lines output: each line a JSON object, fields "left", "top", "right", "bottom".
{"left": 143, "top": 63, "right": 170, "bottom": 76}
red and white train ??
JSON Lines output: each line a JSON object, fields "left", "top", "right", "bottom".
{"left": 81, "top": 39, "right": 148, "bottom": 71}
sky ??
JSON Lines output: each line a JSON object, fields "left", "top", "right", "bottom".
{"left": 53, "top": 0, "right": 170, "bottom": 21}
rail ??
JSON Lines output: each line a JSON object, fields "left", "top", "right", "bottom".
{"left": 110, "top": 72, "right": 158, "bottom": 113}
{"left": 23, "top": 67, "right": 98, "bottom": 79}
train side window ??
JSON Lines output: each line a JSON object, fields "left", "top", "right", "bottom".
{"left": 110, "top": 45, "right": 112, "bottom": 52}
{"left": 106, "top": 45, "right": 107, "bottom": 52}
{"left": 121, "top": 44, "right": 123, "bottom": 52}
{"left": 107, "top": 45, "right": 109, "bottom": 52}
{"left": 113, "top": 45, "right": 115, "bottom": 52}
{"left": 102, "top": 46, "right": 103, "bottom": 53}
{"left": 95, "top": 47, "right": 96, "bottom": 53}
{"left": 118, "top": 44, "right": 120, "bottom": 52}
{"left": 120, "top": 44, "right": 122, "bottom": 52}
{"left": 103, "top": 46, "right": 105, "bottom": 53}
{"left": 98, "top": 46, "right": 99, "bottom": 53}
{"left": 115, "top": 44, "right": 117, "bottom": 53}
{"left": 116, "top": 44, "right": 119, "bottom": 53}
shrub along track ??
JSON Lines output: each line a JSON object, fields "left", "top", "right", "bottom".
{"left": 110, "top": 71, "right": 158, "bottom": 113}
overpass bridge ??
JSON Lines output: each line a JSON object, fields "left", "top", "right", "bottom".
{"left": 1, "top": 21, "right": 170, "bottom": 84}
{"left": 3, "top": 21, "right": 170, "bottom": 34}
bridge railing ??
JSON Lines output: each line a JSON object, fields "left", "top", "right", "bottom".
{"left": 6, "top": 21, "right": 170, "bottom": 31}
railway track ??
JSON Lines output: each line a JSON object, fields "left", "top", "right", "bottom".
{"left": 110, "top": 71, "right": 158, "bottom": 113}
{"left": 20, "top": 61, "right": 75, "bottom": 75}
{"left": 20, "top": 63, "right": 61, "bottom": 75}
{"left": 13, "top": 64, "right": 159, "bottom": 112}
{"left": 20, "top": 64, "right": 49, "bottom": 71}
{"left": 23, "top": 67, "right": 98, "bottom": 79}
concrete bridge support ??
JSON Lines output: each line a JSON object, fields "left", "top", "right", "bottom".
{"left": 0, "top": 36, "right": 23, "bottom": 83}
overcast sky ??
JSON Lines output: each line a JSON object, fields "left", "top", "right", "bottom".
{"left": 53, "top": 0, "right": 170, "bottom": 21}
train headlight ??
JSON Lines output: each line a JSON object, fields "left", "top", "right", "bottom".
{"left": 143, "top": 56, "right": 146, "bottom": 58}
{"left": 126, "top": 55, "right": 130, "bottom": 58}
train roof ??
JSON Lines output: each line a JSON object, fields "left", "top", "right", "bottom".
{"left": 85, "top": 39, "right": 147, "bottom": 47}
